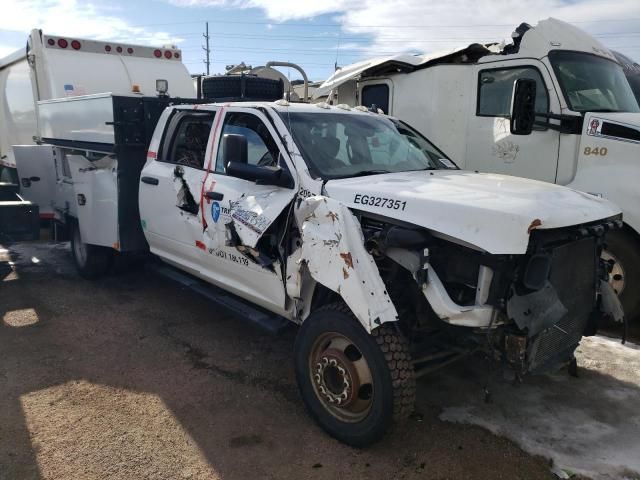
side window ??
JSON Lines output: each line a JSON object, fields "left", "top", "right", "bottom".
{"left": 477, "top": 67, "right": 549, "bottom": 124}
{"left": 361, "top": 84, "right": 390, "bottom": 114}
{"left": 166, "top": 113, "right": 214, "bottom": 169}
{"left": 216, "top": 112, "right": 280, "bottom": 173}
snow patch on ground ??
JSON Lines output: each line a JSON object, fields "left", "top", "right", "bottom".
{"left": 438, "top": 336, "right": 640, "bottom": 479}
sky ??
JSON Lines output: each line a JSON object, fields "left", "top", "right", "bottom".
{"left": 1, "top": 0, "right": 639, "bottom": 82}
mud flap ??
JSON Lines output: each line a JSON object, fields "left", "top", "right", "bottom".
{"left": 294, "top": 196, "right": 398, "bottom": 332}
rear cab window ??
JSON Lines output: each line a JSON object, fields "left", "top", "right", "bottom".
{"left": 160, "top": 110, "right": 216, "bottom": 169}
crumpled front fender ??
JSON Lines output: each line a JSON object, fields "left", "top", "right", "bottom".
{"left": 293, "top": 196, "right": 399, "bottom": 332}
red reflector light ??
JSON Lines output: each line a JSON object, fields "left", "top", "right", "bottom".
{"left": 174, "top": 52, "right": 180, "bottom": 59}
{"left": 47, "top": 38, "right": 55, "bottom": 46}
{"left": 71, "top": 40, "right": 81, "bottom": 50}
{"left": 116, "top": 46, "right": 123, "bottom": 53}
{"left": 154, "top": 49, "right": 162, "bottom": 58}
{"left": 57, "top": 39, "right": 68, "bottom": 49}
{"left": 127, "top": 47, "right": 134, "bottom": 54}
{"left": 164, "top": 50, "right": 172, "bottom": 59}
{"left": 105, "top": 45, "right": 111, "bottom": 52}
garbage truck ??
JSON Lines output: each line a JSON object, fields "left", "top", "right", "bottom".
{"left": 316, "top": 18, "right": 640, "bottom": 322}
{"left": 17, "top": 71, "right": 624, "bottom": 445}
{"left": 0, "top": 28, "right": 196, "bottom": 191}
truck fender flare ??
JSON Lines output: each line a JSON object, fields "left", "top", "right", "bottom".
{"left": 292, "top": 196, "right": 399, "bottom": 332}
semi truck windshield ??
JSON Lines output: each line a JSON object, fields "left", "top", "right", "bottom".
{"left": 550, "top": 51, "right": 640, "bottom": 113}
{"left": 281, "top": 112, "right": 456, "bottom": 179}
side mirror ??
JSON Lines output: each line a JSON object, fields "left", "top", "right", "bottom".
{"left": 222, "top": 133, "right": 248, "bottom": 166}
{"left": 226, "top": 162, "right": 294, "bottom": 188}
{"left": 510, "top": 78, "right": 537, "bottom": 135}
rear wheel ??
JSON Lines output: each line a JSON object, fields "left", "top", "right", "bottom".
{"left": 70, "top": 221, "right": 112, "bottom": 279}
{"left": 294, "top": 303, "right": 415, "bottom": 446}
{"left": 604, "top": 229, "right": 640, "bottom": 322}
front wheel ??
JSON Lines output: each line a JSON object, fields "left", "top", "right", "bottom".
{"left": 70, "top": 221, "right": 112, "bottom": 279}
{"left": 294, "top": 303, "right": 415, "bottom": 447}
{"left": 604, "top": 229, "right": 640, "bottom": 322}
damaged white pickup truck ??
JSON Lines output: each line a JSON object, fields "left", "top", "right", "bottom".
{"left": 140, "top": 101, "right": 624, "bottom": 445}
{"left": 24, "top": 98, "right": 624, "bottom": 446}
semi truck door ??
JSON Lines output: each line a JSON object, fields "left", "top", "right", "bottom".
{"left": 466, "top": 62, "right": 560, "bottom": 182}
{"left": 198, "top": 108, "right": 297, "bottom": 314}
{"left": 139, "top": 110, "right": 216, "bottom": 273}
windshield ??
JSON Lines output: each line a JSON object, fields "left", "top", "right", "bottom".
{"left": 550, "top": 51, "right": 640, "bottom": 113}
{"left": 280, "top": 111, "right": 456, "bottom": 179}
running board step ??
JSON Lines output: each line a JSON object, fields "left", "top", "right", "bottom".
{"left": 148, "top": 261, "right": 291, "bottom": 335}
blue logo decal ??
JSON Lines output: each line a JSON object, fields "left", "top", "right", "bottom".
{"left": 211, "top": 201, "right": 221, "bottom": 222}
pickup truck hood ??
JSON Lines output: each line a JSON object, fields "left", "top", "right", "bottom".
{"left": 324, "top": 170, "right": 621, "bottom": 254}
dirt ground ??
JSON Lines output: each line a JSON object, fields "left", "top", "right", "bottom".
{"left": 0, "top": 241, "right": 636, "bottom": 480}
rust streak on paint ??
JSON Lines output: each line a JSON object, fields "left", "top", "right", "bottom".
{"left": 342, "top": 267, "right": 349, "bottom": 279}
{"left": 326, "top": 211, "right": 338, "bottom": 222}
{"left": 340, "top": 252, "right": 354, "bottom": 269}
{"left": 527, "top": 218, "right": 542, "bottom": 234}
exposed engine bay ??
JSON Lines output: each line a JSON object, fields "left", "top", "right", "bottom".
{"left": 357, "top": 212, "right": 624, "bottom": 376}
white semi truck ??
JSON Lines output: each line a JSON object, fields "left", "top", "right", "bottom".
{"left": 17, "top": 75, "right": 623, "bottom": 445}
{"left": 316, "top": 18, "right": 640, "bottom": 322}
{"left": 0, "top": 29, "right": 196, "bottom": 190}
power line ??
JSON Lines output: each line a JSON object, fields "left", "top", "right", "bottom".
{"left": 129, "top": 17, "right": 640, "bottom": 29}
{"left": 169, "top": 31, "right": 640, "bottom": 46}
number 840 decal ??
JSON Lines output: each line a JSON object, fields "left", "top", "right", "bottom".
{"left": 354, "top": 194, "right": 407, "bottom": 211}
{"left": 584, "top": 146, "right": 608, "bottom": 156}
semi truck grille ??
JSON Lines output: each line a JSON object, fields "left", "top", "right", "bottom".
{"left": 527, "top": 237, "right": 596, "bottom": 372}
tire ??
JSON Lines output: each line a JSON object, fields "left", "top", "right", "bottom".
{"left": 604, "top": 229, "right": 640, "bottom": 321}
{"left": 70, "top": 221, "right": 112, "bottom": 279}
{"left": 202, "top": 75, "right": 284, "bottom": 101}
{"left": 294, "top": 303, "right": 415, "bottom": 447}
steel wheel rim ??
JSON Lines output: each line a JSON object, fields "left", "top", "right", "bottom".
{"left": 308, "top": 332, "right": 374, "bottom": 423}
{"left": 602, "top": 249, "right": 625, "bottom": 296}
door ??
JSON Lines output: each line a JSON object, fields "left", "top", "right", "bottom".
{"left": 139, "top": 110, "right": 216, "bottom": 273}
{"left": 199, "top": 108, "right": 297, "bottom": 313}
{"left": 12, "top": 145, "right": 58, "bottom": 219}
{"left": 466, "top": 61, "right": 561, "bottom": 182}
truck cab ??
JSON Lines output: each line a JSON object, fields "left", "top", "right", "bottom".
{"left": 316, "top": 18, "right": 640, "bottom": 322}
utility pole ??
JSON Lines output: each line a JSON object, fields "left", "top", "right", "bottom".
{"left": 202, "top": 21, "right": 210, "bottom": 76}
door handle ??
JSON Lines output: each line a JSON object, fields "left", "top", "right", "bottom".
{"left": 141, "top": 176, "right": 159, "bottom": 185}
{"left": 205, "top": 191, "right": 224, "bottom": 201}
